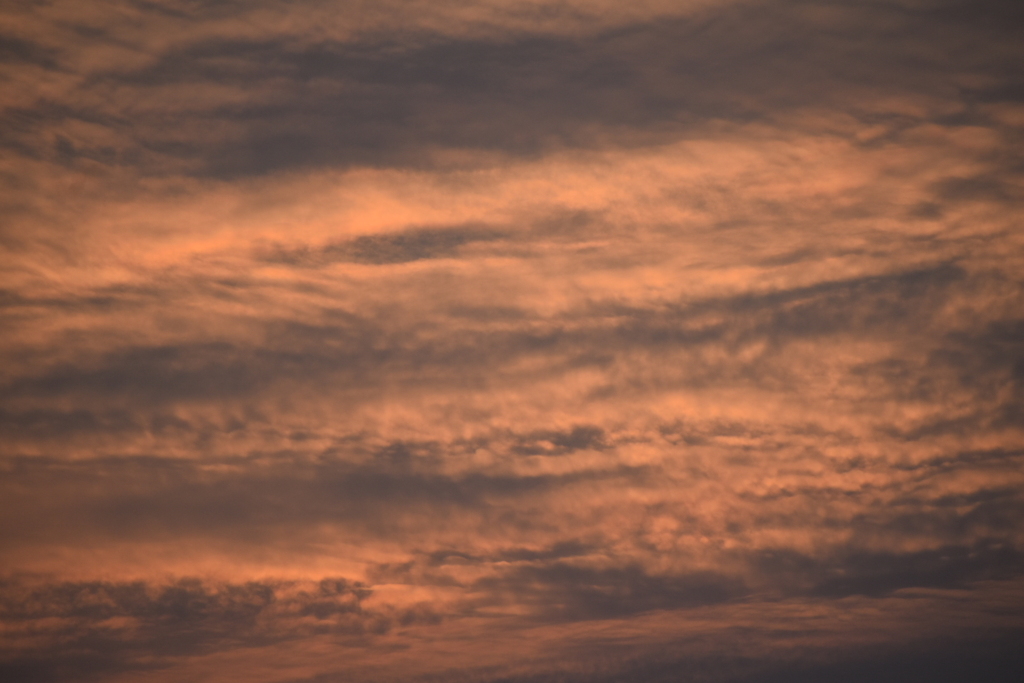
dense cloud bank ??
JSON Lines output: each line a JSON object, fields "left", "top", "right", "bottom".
{"left": 1, "top": 0, "right": 1023, "bottom": 681}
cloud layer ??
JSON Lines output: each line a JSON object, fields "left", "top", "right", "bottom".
{"left": 1, "top": 0, "right": 1023, "bottom": 681}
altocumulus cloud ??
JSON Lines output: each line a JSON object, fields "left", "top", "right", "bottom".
{"left": 1, "top": 0, "right": 1023, "bottom": 682}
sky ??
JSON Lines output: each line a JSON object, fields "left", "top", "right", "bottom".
{"left": 1, "top": 1, "right": 1023, "bottom": 681}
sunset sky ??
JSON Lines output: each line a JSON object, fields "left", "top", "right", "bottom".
{"left": 2, "top": 1, "right": 1023, "bottom": 681}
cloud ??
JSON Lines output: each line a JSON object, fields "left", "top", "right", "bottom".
{"left": 3, "top": 0, "right": 1023, "bottom": 181}
{"left": 7, "top": 574, "right": 1022, "bottom": 682}
{"left": 259, "top": 224, "right": 509, "bottom": 266}
{"left": 0, "top": 575, "right": 408, "bottom": 683}
{"left": 473, "top": 563, "right": 746, "bottom": 620}
{"left": 2, "top": 1, "right": 1023, "bottom": 681}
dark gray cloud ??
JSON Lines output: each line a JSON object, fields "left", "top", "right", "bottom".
{"left": 0, "top": 575, "right": 403, "bottom": 683}
{"left": 473, "top": 564, "right": 746, "bottom": 620}
{"left": 748, "top": 538, "right": 1024, "bottom": 598}
{"left": 3, "top": 0, "right": 1023, "bottom": 179}
{"left": 450, "top": 632, "right": 1024, "bottom": 683}
{"left": 0, "top": 34, "right": 58, "bottom": 67}
{"left": 260, "top": 224, "right": 508, "bottom": 266}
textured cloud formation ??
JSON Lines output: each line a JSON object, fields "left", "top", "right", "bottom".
{"left": 1, "top": 1, "right": 1023, "bottom": 682}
